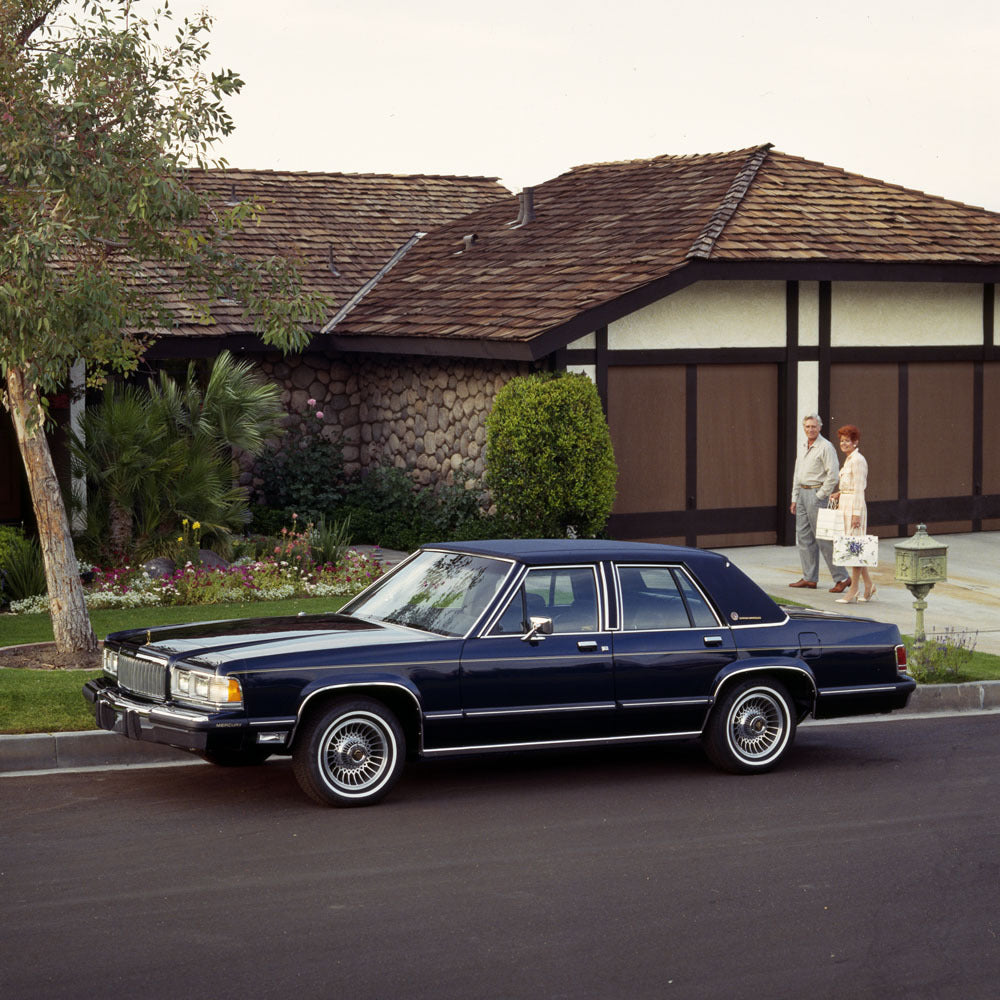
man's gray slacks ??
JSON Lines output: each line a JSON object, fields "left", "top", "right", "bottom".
{"left": 795, "top": 489, "right": 848, "bottom": 584}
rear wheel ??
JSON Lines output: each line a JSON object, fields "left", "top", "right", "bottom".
{"left": 703, "top": 679, "right": 795, "bottom": 774}
{"left": 293, "top": 698, "right": 405, "bottom": 807}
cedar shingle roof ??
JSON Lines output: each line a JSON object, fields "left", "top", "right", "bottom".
{"left": 325, "top": 146, "right": 1000, "bottom": 352}
{"left": 154, "top": 169, "right": 509, "bottom": 338}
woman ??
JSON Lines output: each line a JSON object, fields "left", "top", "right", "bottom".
{"left": 830, "top": 424, "right": 875, "bottom": 603}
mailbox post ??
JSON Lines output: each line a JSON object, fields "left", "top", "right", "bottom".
{"left": 894, "top": 525, "right": 949, "bottom": 646}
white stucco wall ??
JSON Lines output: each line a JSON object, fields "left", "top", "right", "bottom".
{"left": 798, "top": 281, "right": 820, "bottom": 347}
{"left": 796, "top": 360, "right": 820, "bottom": 426}
{"left": 567, "top": 333, "right": 596, "bottom": 350}
{"left": 608, "top": 280, "right": 787, "bottom": 350}
{"left": 566, "top": 363, "right": 596, "bottom": 382}
{"left": 831, "top": 282, "right": 983, "bottom": 347}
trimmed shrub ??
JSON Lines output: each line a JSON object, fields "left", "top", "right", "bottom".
{"left": 485, "top": 372, "right": 617, "bottom": 538}
{"left": 252, "top": 398, "right": 346, "bottom": 523}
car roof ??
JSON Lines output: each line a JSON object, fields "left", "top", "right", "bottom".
{"left": 425, "top": 539, "right": 785, "bottom": 626}
{"left": 427, "top": 537, "right": 719, "bottom": 566}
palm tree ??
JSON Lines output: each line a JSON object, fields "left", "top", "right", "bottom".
{"left": 71, "top": 352, "right": 284, "bottom": 561}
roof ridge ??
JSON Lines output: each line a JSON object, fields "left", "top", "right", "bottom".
{"left": 183, "top": 167, "right": 504, "bottom": 184}
{"left": 686, "top": 144, "right": 773, "bottom": 260}
{"left": 322, "top": 231, "right": 427, "bottom": 333}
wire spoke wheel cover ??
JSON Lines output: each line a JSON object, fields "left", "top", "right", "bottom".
{"left": 704, "top": 679, "right": 796, "bottom": 774}
{"left": 294, "top": 698, "right": 405, "bottom": 807}
{"left": 323, "top": 716, "right": 390, "bottom": 791}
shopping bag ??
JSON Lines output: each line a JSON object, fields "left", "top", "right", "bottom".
{"left": 815, "top": 502, "right": 842, "bottom": 541}
{"left": 833, "top": 533, "right": 879, "bottom": 567}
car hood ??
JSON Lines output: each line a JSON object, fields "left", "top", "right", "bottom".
{"left": 107, "top": 613, "right": 439, "bottom": 664}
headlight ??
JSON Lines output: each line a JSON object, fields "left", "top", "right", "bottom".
{"left": 170, "top": 666, "right": 243, "bottom": 709}
{"left": 102, "top": 647, "right": 119, "bottom": 678}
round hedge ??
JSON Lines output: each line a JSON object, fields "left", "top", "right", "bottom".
{"left": 485, "top": 372, "right": 617, "bottom": 538}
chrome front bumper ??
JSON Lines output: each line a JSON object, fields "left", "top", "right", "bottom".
{"left": 83, "top": 677, "right": 243, "bottom": 753}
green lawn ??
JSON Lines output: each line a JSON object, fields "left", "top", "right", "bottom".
{"left": 1, "top": 669, "right": 101, "bottom": 734}
{"left": 0, "top": 595, "right": 349, "bottom": 647}
{"left": 1, "top": 597, "right": 350, "bottom": 735}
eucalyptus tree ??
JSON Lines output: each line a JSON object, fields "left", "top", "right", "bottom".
{"left": 1, "top": 1, "right": 327, "bottom": 651}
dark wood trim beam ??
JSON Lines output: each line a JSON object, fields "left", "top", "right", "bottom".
{"left": 818, "top": 281, "right": 831, "bottom": 422}
{"left": 780, "top": 280, "right": 799, "bottom": 546}
{"left": 897, "top": 363, "right": 909, "bottom": 536}
{"left": 973, "top": 361, "right": 984, "bottom": 531}
{"left": 685, "top": 365, "right": 698, "bottom": 547}
{"left": 595, "top": 326, "right": 609, "bottom": 414}
{"left": 607, "top": 493, "right": 1000, "bottom": 542}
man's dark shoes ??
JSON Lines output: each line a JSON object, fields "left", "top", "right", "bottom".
{"left": 829, "top": 579, "right": 850, "bottom": 594}
{"left": 789, "top": 579, "right": 817, "bottom": 589}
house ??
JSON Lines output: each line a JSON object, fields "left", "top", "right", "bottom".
{"left": 0, "top": 169, "right": 510, "bottom": 525}
{"left": 321, "top": 144, "right": 1000, "bottom": 546}
{"left": 5, "top": 146, "right": 998, "bottom": 548}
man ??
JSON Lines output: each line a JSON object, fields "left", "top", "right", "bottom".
{"left": 789, "top": 413, "right": 850, "bottom": 592}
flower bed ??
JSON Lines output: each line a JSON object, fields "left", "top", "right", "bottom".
{"left": 9, "top": 548, "right": 384, "bottom": 615}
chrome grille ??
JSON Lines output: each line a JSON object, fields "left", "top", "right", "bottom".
{"left": 117, "top": 652, "right": 168, "bottom": 700}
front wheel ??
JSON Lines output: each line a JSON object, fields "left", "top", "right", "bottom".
{"left": 703, "top": 679, "right": 795, "bottom": 774}
{"left": 293, "top": 698, "right": 405, "bottom": 807}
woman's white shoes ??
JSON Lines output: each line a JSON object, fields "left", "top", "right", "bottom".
{"left": 859, "top": 586, "right": 878, "bottom": 603}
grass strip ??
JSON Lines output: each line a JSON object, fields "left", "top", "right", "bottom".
{"left": 0, "top": 596, "right": 349, "bottom": 648}
{"left": 1, "top": 669, "right": 102, "bottom": 734}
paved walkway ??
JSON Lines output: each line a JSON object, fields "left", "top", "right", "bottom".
{"left": 712, "top": 531, "right": 1000, "bottom": 656}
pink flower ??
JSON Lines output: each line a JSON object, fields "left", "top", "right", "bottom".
{"left": 307, "top": 398, "right": 316, "bottom": 407}
{"left": 315, "top": 411, "right": 324, "bottom": 419}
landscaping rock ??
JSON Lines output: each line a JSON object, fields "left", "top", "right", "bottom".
{"left": 142, "top": 556, "right": 176, "bottom": 579}
{"left": 197, "top": 549, "right": 229, "bottom": 570}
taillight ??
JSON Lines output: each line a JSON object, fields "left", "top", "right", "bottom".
{"left": 895, "top": 644, "right": 909, "bottom": 673}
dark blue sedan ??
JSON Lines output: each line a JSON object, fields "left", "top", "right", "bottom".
{"left": 84, "top": 540, "right": 915, "bottom": 806}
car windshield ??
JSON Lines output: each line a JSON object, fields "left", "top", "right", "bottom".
{"left": 343, "top": 550, "right": 513, "bottom": 637}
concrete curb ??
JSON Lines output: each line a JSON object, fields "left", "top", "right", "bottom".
{"left": 3, "top": 680, "right": 999, "bottom": 774}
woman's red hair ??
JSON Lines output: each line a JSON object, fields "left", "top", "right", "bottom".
{"left": 837, "top": 424, "right": 860, "bottom": 444}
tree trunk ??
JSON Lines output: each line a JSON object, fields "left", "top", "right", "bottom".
{"left": 5, "top": 365, "right": 98, "bottom": 654}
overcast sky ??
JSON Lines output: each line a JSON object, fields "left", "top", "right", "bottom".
{"left": 166, "top": 0, "right": 1000, "bottom": 212}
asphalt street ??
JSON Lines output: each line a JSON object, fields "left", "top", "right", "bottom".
{"left": 2, "top": 714, "right": 999, "bottom": 1000}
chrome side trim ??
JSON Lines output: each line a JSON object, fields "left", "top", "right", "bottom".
{"left": 464, "top": 702, "right": 616, "bottom": 718}
{"left": 294, "top": 681, "right": 423, "bottom": 742}
{"left": 713, "top": 665, "right": 817, "bottom": 700}
{"left": 619, "top": 697, "right": 712, "bottom": 709}
{"left": 425, "top": 710, "right": 463, "bottom": 720}
{"left": 816, "top": 684, "right": 900, "bottom": 697}
{"left": 422, "top": 730, "right": 704, "bottom": 755}
{"left": 237, "top": 657, "right": 458, "bottom": 676}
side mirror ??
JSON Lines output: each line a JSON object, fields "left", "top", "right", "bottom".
{"left": 521, "top": 616, "right": 554, "bottom": 642}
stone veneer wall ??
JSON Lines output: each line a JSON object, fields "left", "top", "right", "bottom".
{"left": 245, "top": 352, "right": 536, "bottom": 488}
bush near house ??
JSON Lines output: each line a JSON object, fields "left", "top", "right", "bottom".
{"left": 486, "top": 372, "right": 618, "bottom": 538}
{"left": 252, "top": 401, "right": 497, "bottom": 549}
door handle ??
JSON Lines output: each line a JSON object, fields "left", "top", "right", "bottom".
{"left": 703, "top": 635, "right": 723, "bottom": 647}
{"left": 577, "top": 640, "right": 599, "bottom": 652}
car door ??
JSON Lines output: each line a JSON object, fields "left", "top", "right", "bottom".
{"left": 457, "top": 564, "right": 617, "bottom": 747}
{"left": 611, "top": 563, "right": 738, "bottom": 736}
